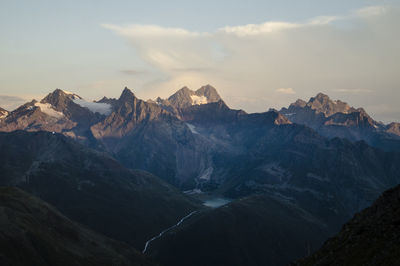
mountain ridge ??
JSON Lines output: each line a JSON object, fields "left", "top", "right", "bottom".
{"left": 0, "top": 130, "right": 200, "bottom": 250}
{"left": 295, "top": 184, "right": 400, "bottom": 265}
{"left": 0, "top": 186, "right": 155, "bottom": 266}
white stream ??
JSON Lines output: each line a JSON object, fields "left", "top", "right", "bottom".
{"left": 142, "top": 211, "right": 198, "bottom": 253}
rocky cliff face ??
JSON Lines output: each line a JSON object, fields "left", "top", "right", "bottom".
{"left": 91, "top": 87, "right": 173, "bottom": 139}
{"left": 295, "top": 184, "right": 400, "bottom": 266}
{"left": 0, "top": 187, "right": 155, "bottom": 266}
{"left": 89, "top": 87, "right": 212, "bottom": 187}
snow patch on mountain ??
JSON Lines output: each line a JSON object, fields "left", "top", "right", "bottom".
{"left": 198, "top": 167, "right": 213, "bottom": 180}
{"left": 62, "top": 90, "right": 74, "bottom": 95}
{"left": 0, "top": 111, "right": 8, "bottom": 119}
{"left": 191, "top": 95, "right": 208, "bottom": 105}
{"left": 183, "top": 188, "right": 203, "bottom": 195}
{"left": 34, "top": 102, "right": 64, "bottom": 118}
{"left": 73, "top": 99, "right": 112, "bottom": 115}
{"left": 186, "top": 123, "right": 199, "bottom": 134}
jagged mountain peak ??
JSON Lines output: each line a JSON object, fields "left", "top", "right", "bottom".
{"left": 41, "top": 88, "right": 82, "bottom": 105}
{"left": 283, "top": 92, "right": 356, "bottom": 118}
{"left": 290, "top": 99, "right": 307, "bottom": 108}
{"left": 167, "top": 84, "right": 222, "bottom": 109}
{"left": 307, "top": 92, "right": 353, "bottom": 116}
{"left": 280, "top": 92, "right": 388, "bottom": 145}
{"left": 178, "top": 86, "right": 192, "bottom": 93}
{"left": 167, "top": 86, "right": 192, "bottom": 101}
{"left": 195, "top": 84, "right": 221, "bottom": 102}
{"left": 119, "top": 87, "right": 136, "bottom": 102}
{"left": 98, "top": 96, "right": 110, "bottom": 102}
{"left": 312, "top": 92, "right": 330, "bottom": 101}
{"left": 267, "top": 109, "right": 292, "bottom": 125}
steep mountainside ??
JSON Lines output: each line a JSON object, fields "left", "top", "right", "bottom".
{"left": 90, "top": 87, "right": 212, "bottom": 187}
{"left": 0, "top": 187, "right": 154, "bottom": 266}
{"left": 0, "top": 130, "right": 200, "bottom": 250}
{"left": 148, "top": 194, "right": 329, "bottom": 266}
{"left": 91, "top": 88, "right": 171, "bottom": 139}
{"left": 146, "top": 113, "right": 400, "bottom": 265}
{"left": 280, "top": 93, "right": 400, "bottom": 151}
{"left": 295, "top": 184, "right": 400, "bottom": 266}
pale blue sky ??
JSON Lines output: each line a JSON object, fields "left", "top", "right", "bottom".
{"left": 0, "top": 0, "right": 399, "bottom": 122}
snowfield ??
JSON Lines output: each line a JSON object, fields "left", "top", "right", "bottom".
{"left": 191, "top": 95, "right": 208, "bottom": 105}
{"left": 34, "top": 102, "right": 64, "bottom": 118}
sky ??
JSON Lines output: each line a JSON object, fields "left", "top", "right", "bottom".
{"left": 0, "top": 0, "right": 399, "bottom": 122}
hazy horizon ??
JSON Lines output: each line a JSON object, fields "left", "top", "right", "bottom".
{"left": 1, "top": 0, "right": 399, "bottom": 122}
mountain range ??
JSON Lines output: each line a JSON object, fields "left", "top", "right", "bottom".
{"left": 1, "top": 85, "right": 400, "bottom": 265}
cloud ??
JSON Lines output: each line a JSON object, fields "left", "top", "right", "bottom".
{"left": 102, "top": 24, "right": 204, "bottom": 38}
{"left": 102, "top": 5, "right": 400, "bottom": 118}
{"left": 120, "top": 70, "right": 145, "bottom": 75}
{"left": 276, "top": 88, "right": 296, "bottom": 94}
{"left": 355, "top": 6, "right": 387, "bottom": 17}
{"left": 219, "top": 16, "right": 341, "bottom": 37}
{"left": 333, "top": 88, "right": 373, "bottom": 93}
{"left": 220, "top": 22, "right": 301, "bottom": 36}
{"left": 0, "top": 95, "right": 27, "bottom": 111}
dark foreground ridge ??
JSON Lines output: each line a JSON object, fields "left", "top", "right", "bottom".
{"left": 0, "top": 187, "right": 155, "bottom": 266}
{"left": 294, "top": 184, "right": 400, "bottom": 266}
